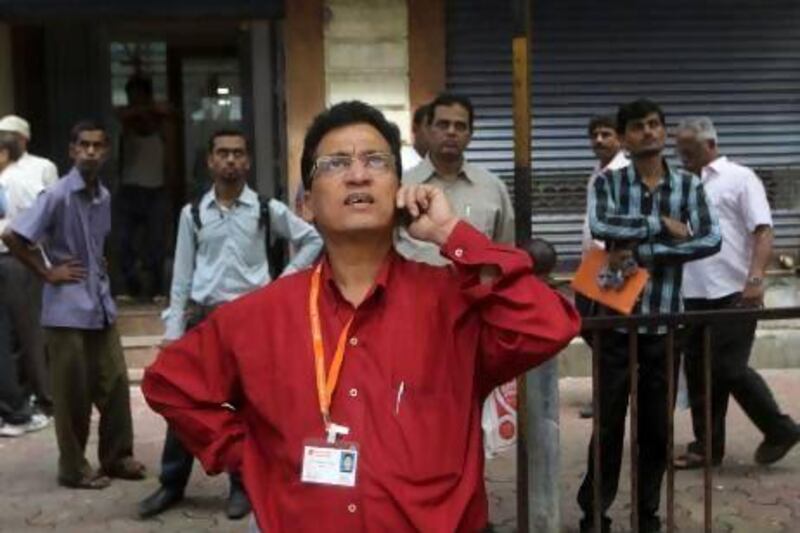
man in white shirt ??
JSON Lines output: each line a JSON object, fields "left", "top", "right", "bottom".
{"left": 0, "top": 131, "right": 50, "bottom": 437}
{"left": 675, "top": 116, "right": 799, "bottom": 469}
{"left": 0, "top": 115, "right": 59, "bottom": 189}
{"left": 0, "top": 122, "right": 53, "bottom": 418}
{"left": 575, "top": 115, "right": 629, "bottom": 419}
{"left": 581, "top": 115, "right": 630, "bottom": 257}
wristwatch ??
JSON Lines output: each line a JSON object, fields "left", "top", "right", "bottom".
{"left": 746, "top": 276, "right": 764, "bottom": 286}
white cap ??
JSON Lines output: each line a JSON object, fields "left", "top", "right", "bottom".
{"left": 0, "top": 115, "right": 31, "bottom": 140}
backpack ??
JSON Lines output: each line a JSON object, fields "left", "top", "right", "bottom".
{"left": 189, "top": 192, "right": 286, "bottom": 280}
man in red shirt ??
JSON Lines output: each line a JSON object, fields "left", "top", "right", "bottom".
{"left": 142, "top": 101, "right": 580, "bottom": 532}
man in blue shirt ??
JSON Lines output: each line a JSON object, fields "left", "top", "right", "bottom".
{"left": 577, "top": 99, "right": 721, "bottom": 533}
{"left": 139, "top": 129, "right": 322, "bottom": 520}
{"left": 2, "top": 121, "right": 146, "bottom": 489}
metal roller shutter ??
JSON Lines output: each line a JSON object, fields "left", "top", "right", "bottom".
{"left": 446, "top": 0, "right": 800, "bottom": 262}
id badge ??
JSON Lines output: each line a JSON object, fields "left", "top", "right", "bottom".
{"left": 301, "top": 439, "right": 359, "bottom": 488}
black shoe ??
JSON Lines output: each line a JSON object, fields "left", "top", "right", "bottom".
{"left": 226, "top": 484, "right": 251, "bottom": 520}
{"left": 755, "top": 425, "right": 800, "bottom": 465}
{"left": 138, "top": 486, "right": 184, "bottom": 518}
{"left": 579, "top": 515, "right": 611, "bottom": 533}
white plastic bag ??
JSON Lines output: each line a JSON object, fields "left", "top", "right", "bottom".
{"left": 481, "top": 380, "right": 518, "bottom": 458}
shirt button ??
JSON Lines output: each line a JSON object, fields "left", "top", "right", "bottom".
{"left": 349, "top": 337, "right": 358, "bottom": 347}
{"left": 349, "top": 388, "right": 358, "bottom": 398}
{"left": 347, "top": 503, "right": 357, "bottom": 513}
{"left": 454, "top": 248, "right": 464, "bottom": 258}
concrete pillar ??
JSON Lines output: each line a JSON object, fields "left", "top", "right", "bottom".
{"left": 324, "top": 0, "right": 410, "bottom": 139}
{"left": 284, "top": 0, "right": 326, "bottom": 203}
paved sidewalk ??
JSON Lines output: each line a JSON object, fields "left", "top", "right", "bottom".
{"left": 1, "top": 371, "right": 798, "bottom": 532}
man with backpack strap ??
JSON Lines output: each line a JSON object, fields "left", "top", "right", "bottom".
{"left": 139, "top": 129, "right": 322, "bottom": 520}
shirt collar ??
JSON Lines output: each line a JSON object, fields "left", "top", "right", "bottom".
{"left": 631, "top": 157, "right": 675, "bottom": 188}
{"left": 704, "top": 155, "right": 728, "bottom": 178}
{"left": 420, "top": 154, "right": 473, "bottom": 184}
{"left": 321, "top": 248, "right": 396, "bottom": 307}
{"left": 65, "top": 167, "right": 109, "bottom": 200}
{"left": 204, "top": 184, "right": 257, "bottom": 210}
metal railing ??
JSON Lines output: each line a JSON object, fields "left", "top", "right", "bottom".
{"left": 580, "top": 306, "right": 800, "bottom": 533}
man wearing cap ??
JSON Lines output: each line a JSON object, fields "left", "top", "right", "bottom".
{"left": 0, "top": 116, "right": 54, "bottom": 421}
{"left": 0, "top": 115, "right": 58, "bottom": 189}
{"left": 0, "top": 130, "right": 50, "bottom": 437}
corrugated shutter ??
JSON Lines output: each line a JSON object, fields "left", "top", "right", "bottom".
{"left": 446, "top": 0, "right": 800, "bottom": 264}
{"left": 447, "top": 0, "right": 800, "bottom": 177}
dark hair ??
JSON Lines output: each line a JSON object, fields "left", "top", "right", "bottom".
{"left": 426, "top": 92, "right": 475, "bottom": 132}
{"left": 0, "top": 131, "right": 22, "bottom": 162}
{"left": 301, "top": 101, "right": 402, "bottom": 190}
{"left": 616, "top": 99, "right": 665, "bottom": 135}
{"left": 125, "top": 75, "right": 153, "bottom": 97}
{"left": 208, "top": 129, "right": 250, "bottom": 154}
{"left": 69, "top": 120, "right": 108, "bottom": 144}
{"left": 412, "top": 103, "right": 430, "bottom": 127}
{"left": 522, "top": 238, "right": 558, "bottom": 277}
{"left": 587, "top": 115, "right": 618, "bottom": 137}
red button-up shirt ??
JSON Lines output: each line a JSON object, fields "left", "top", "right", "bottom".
{"left": 143, "top": 222, "right": 580, "bottom": 532}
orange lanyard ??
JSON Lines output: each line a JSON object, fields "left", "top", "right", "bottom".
{"left": 309, "top": 263, "right": 354, "bottom": 429}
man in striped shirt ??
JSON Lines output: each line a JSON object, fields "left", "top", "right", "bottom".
{"left": 577, "top": 99, "right": 721, "bottom": 533}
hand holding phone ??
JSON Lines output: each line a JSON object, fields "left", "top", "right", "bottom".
{"left": 396, "top": 184, "right": 459, "bottom": 246}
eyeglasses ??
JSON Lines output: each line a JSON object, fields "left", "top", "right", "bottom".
{"left": 311, "top": 152, "right": 395, "bottom": 179}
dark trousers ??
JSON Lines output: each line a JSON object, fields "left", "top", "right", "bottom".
{"left": 160, "top": 426, "right": 242, "bottom": 492}
{"left": 118, "top": 185, "right": 167, "bottom": 296}
{"left": 0, "top": 254, "right": 51, "bottom": 414}
{"left": 577, "top": 331, "right": 678, "bottom": 525}
{"left": 158, "top": 303, "right": 240, "bottom": 492}
{"left": 684, "top": 294, "right": 797, "bottom": 460}
{"left": 45, "top": 325, "right": 135, "bottom": 483}
{"left": 0, "top": 264, "right": 32, "bottom": 424}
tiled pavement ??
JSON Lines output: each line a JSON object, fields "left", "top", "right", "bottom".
{"left": 1, "top": 371, "right": 798, "bottom": 532}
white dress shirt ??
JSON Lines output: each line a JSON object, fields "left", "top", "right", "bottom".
{"left": 682, "top": 156, "right": 772, "bottom": 299}
{"left": 0, "top": 162, "right": 45, "bottom": 253}
{"left": 18, "top": 152, "right": 59, "bottom": 189}
{"left": 581, "top": 150, "right": 630, "bottom": 255}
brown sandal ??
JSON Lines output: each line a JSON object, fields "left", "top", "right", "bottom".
{"left": 104, "top": 457, "right": 147, "bottom": 480}
{"left": 59, "top": 471, "right": 112, "bottom": 490}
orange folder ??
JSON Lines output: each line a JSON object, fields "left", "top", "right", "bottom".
{"left": 571, "top": 249, "right": 650, "bottom": 315}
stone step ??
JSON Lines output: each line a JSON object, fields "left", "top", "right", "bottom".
{"left": 124, "top": 327, "right": 800, "bottom": 384}
{"left": 122, "top": 334, "right": 160, "bottom": 384}
{"left": 117, "top": 306, "right": 165, "bottom": 338}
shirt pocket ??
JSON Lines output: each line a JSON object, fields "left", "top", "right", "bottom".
{"left": 463, "top": 204, "right": 497, "bottom": 239}
{"left": 389, "top": 384, "right": 467, "bottom": 481}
